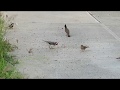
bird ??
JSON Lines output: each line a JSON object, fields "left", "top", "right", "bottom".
{"left": 64, "top": 24, "right": 70, "bottom": 37}
{"left": 81, "top": 45, "right": 89, "bottom": 51}
{"left": 6, "top": 15, "right": 8, "bottom": 18}
{"left": 28, "top": 48, "right": 33, "bottom": 53}
{"left": 27, "top": 48, "right": 33, "bottom": 55}
{"left": 116, "top": 57, "right": 120, "bottom": 59}
{"left": 43, "top": 40, "right": 58, "bottom": 49}
{"left": 8, "top": 23, "right": 14, "bottom": 29}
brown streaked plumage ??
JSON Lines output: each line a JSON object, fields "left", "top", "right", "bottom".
{"left": 81, "top": 45, "right": 89, "bottom": 51}
{"left": 9, "top": 23, "right": 14, "bottom": 29}
{"left": 27, "top": 48, "right": 33, "bottom": 55}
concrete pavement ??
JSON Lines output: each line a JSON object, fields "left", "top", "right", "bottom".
{"left": 4, "top": 11, "right": 120, "bottom": 79}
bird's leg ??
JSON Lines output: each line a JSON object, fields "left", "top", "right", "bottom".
{"left": 49, "top": 45, "right": 51, "bottom": 49}
{"left": 81, "top": 49, "right": 84, "bottom": 52}
{"left": 49, "top": 45, "right": 53, "bottom": 49}
{"left": 51, "top": 45, "right": 54, "bottom": 49}
{"left": 65, "top": 33, "right": 67, "bottom": 36}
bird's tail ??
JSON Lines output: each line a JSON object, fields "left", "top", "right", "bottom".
{"left": 42, "top": 40, "right": 50, "bottom": 44}
{"left": 86, "top": 46, "right": 89, "bottom": 48}
{"left": 68, "top": 34, "right": 70, "bottom": 37}
{"left": 42, "top": 40, "right": 47, "bottom": 42}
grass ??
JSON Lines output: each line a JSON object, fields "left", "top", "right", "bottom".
{"left": 0, "top": 13, "right": 23, "bottom": 79}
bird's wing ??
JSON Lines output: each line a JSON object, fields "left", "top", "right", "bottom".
{"left": 43, "top": 40, "right": 53, "bottom": 44}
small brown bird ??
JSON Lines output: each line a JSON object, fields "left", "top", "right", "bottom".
{"left": 9, "top": 23, "right": 14, "bottom": 29}
{"left": 27, "top": 48, "right": 33, "bottom": 55}
{"left": 116, "top": 57, "right": 120, "bottom": 59}
{"left": 81, "top": 45, "right": 89, "bottom": 51}
{"left": 6, "top": 15, "right": 8, "bottom": 18}
{"left": 43, "top": 40, "right": 58, "bottom": 49}
{"left": 64, "top": 24, "right": 70, "bottom": 37}
{"left": 28, "top": 48, "right": 33, "bottom": 53}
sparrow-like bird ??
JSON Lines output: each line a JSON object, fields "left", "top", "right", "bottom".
{"left": 43, "top": 40, "right": 58, "bottom": 49}
{"left": 27, "top": 48, "right": 33, "bottom": 55}
{"left": 116, "top": 57, "right": 120, "bottom": 59}
{"left": 64, "top": 24, "right": 70, "bottom": 37}
{"left": 9, "top": 23, "right": 14, "bottom": 29}
{"left": 81, "top": 45, "right": 89, "bottom": 51}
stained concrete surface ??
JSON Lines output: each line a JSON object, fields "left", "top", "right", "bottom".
{"left": 4, "top": 11, "right": 120, "bottom": 79}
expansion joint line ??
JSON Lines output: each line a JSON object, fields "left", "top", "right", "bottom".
{"left": 88, "top": 11, "right": 120, "bottom": 42}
